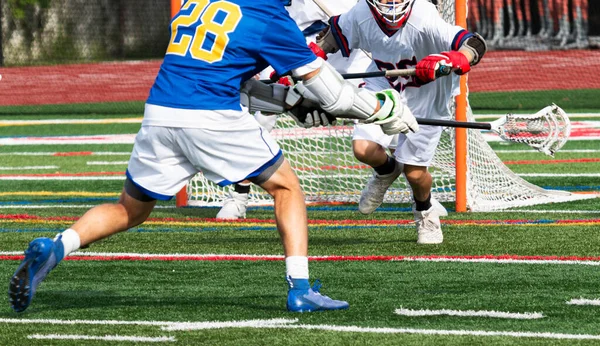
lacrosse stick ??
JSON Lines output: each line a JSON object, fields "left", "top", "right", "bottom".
{"left": 264, "top": 65, "right": 452, "bottom": 84}
{"left": 415, "top": 104, "right": 570, "bottom": 156}
{"left": 341, "top": 65, "right": 452, "bottom": 80}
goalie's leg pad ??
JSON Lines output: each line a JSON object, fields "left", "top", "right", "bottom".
{"left": 302, "top": 61, "right": 378, "bottom": 121}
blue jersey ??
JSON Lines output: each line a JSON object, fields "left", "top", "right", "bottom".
{"left": 147, "top": 0, "right": 317, "bottom": 111}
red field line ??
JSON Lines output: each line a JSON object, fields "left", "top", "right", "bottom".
{"left": 2, "top": 253, "right": 600, "bottom": 263}
{"left": 504, "top": 158, "right": 600, "bottom": 165}
{"left": 53, "top": 151, "right": 94, "bottom": 156}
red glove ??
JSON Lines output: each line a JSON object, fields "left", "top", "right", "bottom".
{"left": 415, "top": 51, "right": 470, "bottom": 84}
{"left": 269, "top": 71, "right": 294, "bottom": 86}
{"left": 308, "top": 42, "right": 328, "bottom": 60}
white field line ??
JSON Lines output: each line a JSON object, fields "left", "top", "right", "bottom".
{"left": 0, "top": 317, "right": 293, "bottom": 328}
{"left": 2, "top": 251, "right": 600, "bottom": 266}
{"left": 394, "top": 308, "right": 544, "bottom": 319}
{"left": 163, "top": 320, "right": 600, "bottom": 340}
{"left": 0, "top": 118, "right": 142, "bottom": 126}
{"left": 4, "top": 318, "right": 600, "bottom": 341}
{"left": 566, "top": 298, "right": 600, "bottom": 306}
{"left": 0, "top": 152, "right": 131, "bottom": 156}
{"left": 87, "top": 161, "right": 129, "bottom": 165}
{"left": 0, "top": 134, "right": 136, "bottom": 145}
{"left": 0, "top": 166, "right": 58, "bottom": 170}
{"left": 28, "top": 334, "right": 174, "bottom": 342}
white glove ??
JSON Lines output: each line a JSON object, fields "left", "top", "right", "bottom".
{"left": 286, "top": 82, "right": 337, "bottom": 128}
{"left": 288, "top": 108, "right": 336, "bottom": 128}
{"left": 365, "top": 89, "right": 419, "bottom": 135}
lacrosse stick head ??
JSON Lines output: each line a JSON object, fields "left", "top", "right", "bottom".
{"left": 496, "top": 104, "right": 570, "bottom": 156}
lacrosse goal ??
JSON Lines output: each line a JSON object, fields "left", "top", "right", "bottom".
{"left": 176, "top": 0, "right": 592, "bottom": 211}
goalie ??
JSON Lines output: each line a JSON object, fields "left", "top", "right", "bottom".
{"left": 312, "top": 0, "right": 487, "bottom": 244}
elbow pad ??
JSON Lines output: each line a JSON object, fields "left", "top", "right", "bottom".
{"left": 461, "top": 32, "right": 487, "bottom": 66}
{"left": 301, "top": 61, "right": 377, "bottom": 120}
{"left": 316, "top": 26, "right": 340, "bottom": 55}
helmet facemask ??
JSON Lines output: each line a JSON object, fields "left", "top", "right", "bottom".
{"left": 367, "top": 0, "right": 415, "bottom": 30}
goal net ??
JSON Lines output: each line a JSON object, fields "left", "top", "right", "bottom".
{"left": 183, "top": 0, "right": 593, "bottom": 211}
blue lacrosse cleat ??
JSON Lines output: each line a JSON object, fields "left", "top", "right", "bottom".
{"left": 286, "top": 277, "right": 349, "bottom": 312}
{"left": 8, "top": 237, "right": 64, "bottom": 313}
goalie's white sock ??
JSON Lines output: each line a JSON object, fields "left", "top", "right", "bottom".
{"left": 285, "top": 256, "right": 309, "bottom": 279}
{"left": 54, "top": 228, "right": 81, "bottom": 256}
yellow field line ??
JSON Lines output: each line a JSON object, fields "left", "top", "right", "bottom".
{"left": 3, "top": 219, "right": 599, "bottom": 228}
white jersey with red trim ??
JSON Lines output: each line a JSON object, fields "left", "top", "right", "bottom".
{"left": 330, "top": 0, "right": 471, "bottom": 119}
{"left": 286, "top": 0, "right": 358, "bottom": 32}
{"left": 285, "top": 0, "right": 372, "bottom": 83}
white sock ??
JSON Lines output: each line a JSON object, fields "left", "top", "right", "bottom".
{"left": 54, "top": 228, "right": 81, "bottom": 256}
{"left": 285, "top": 256, "right": 309, "bottom": 279}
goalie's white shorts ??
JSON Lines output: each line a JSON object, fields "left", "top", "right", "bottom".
{"left": 352, "top": 123, "right": 443, "bottom": 167}
{"left": 127, "top": 108, "right": 282, "bottom": 201}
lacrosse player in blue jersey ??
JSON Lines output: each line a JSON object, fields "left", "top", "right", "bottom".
{"left": 9, "top": 0, "right": 418, "bottom": 313}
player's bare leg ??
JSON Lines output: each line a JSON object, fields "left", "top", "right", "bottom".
{"left": 353, "top": 139, "right": 402, "bottom": 214}
{"left": 9, "top": 184, "right": 156, "bottom": 312}
{"left": 259, "top": 159, "right": 348, "bottom": 312}
{"left": 404, "top": 165, "right": 447, "bottom": 244}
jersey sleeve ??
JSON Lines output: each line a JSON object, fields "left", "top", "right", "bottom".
{"left": 328, "top": 8, "right": 363, "bottom": 58}
{"left": 424, "top": 7, "right": 473, "bottom": 52}
{"left": 260, "top": 8, "right": 318, "bottom": 76}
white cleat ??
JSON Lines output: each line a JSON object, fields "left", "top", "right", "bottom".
{"left": 358, "top": 162, "right": 403, "bottom": 215}
{"left": 413, "top": 198, "right": 447, "bottom": 245}
{"left": 216, "top": 191, "right": 249, "bottom": 220}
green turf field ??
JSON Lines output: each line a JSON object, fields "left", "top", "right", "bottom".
{"left": 0, "top": 107, "right": 599, "bottom": 345}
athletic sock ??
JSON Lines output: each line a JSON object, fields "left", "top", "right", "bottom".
{"left": 234, "top": 183, "right": 251, "bottom": 194}
{"left": 373, "top": 155, "right": 396, "bottom": 176}
{"left": 414, "top": 194, "right": 432, "bottom": 212}
{"left": 285, "top": 256, "right": 309, "bottom": 280}
{"left": 54, "top": 228, "right": 81, "bottom": 256}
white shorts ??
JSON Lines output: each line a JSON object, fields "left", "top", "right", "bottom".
{"left": 127, "top": 111, "right": 281, "bottom": 200}
{"left": 352, "top": 124, "right": 443, "bottom": 167}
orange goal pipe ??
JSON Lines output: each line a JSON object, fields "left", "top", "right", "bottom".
{"left": 454, "top": 0, "right": 468, "bottom": 212}
{"left": 171, "top": 0, "right": 189, "bottom": 207}
{"left": 171, "top": 0, "right": 182, "bottom": 18}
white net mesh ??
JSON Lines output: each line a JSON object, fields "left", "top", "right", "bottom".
{"left": 185, "top": 0, "right": 593, "bottom": 210}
